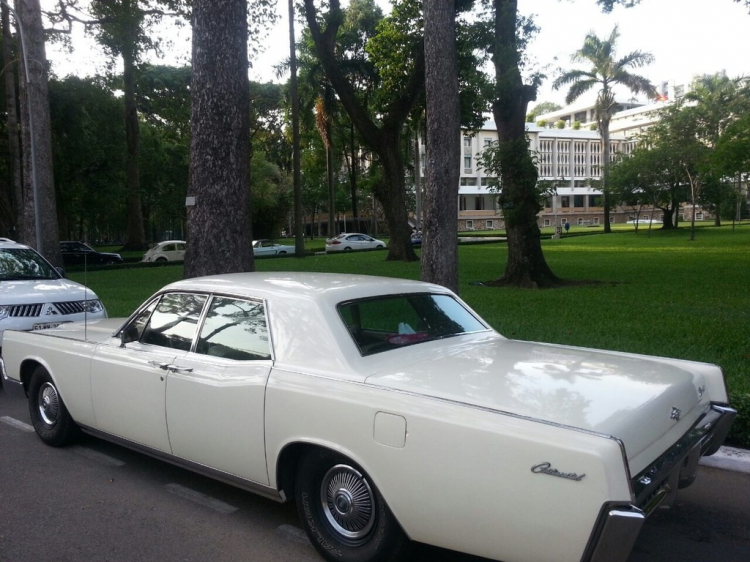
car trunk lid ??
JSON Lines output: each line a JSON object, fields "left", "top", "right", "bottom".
{"left": 364, "top": 336, "right": 709, "bottom": 472}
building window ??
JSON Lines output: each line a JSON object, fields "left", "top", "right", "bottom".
{"left": 591, "top": 142, "right": 601, "bottom": 177}
{"left": 544, "top": 197, "right": 553, "bottom": 209}
{"left": 609, "top": 215, "right": 615, "bottom": 223}
{"left": 465, "top": 220, "right": 474, "bottom": 230}
{"left": 574, "top": 111, "right": 587, "bottom": 123}
{"left": 577, "top": 218, "right": 584, "bottom": 225}
{"left": 539, "top": 140, "right": 553, "bottom": 177}
{"left": 574, "top": 180, "right": 588, "bottom": 188}
{"left": 474, "top": 196, "right": 485, "bottom": 211}
{"left": 561, "top": 196, "right": 570, "bottom": 208}
{"left": 696, "top": 212, "right": 704, "bottom": 220}
{"left": 543, "top": 219, "right": 551, "bottom": 227}
{"left": 460, "top": 177, "right": 478, "bottom": 186}
{"left": 560, "top": 218, "right": 568, "bottom": 225}
{"left": 463, "top": 136, "right": 472, "bottom": 155}
{"left": 593, "top": 217, "right": 600, "bottom": 225}
{"left": 481, "top": 176, "right": 497, "bottom": 186}
{"left": 483, "top": 138, "right": 493, "bottom": 147}
{"left": 485, "top": 220, "right": 494, "bottom": 229}
{"left": 588, "top": 195, "right": 602, "bottom": 207}
{"left": 574, "top": 195, "right": 585, "bottom": 208}
{"left": 463, "top": 155, "right": 472, "bottom": 172}
{"left": 557, "top": 141, "right": 570, "bottom": 177}
{"left": 459, "top": 196, "right": 467, "bottom": 211}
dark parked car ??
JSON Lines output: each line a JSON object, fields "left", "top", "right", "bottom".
{"left": 60, "top": 241, "right": 123, "bottom": 266}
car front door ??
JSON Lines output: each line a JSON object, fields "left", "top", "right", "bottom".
{"left": 90, "top": 292, "right": 208, "bottom": 453}
{"left": 165, "top": 295, "right": 272, "bottom": 484}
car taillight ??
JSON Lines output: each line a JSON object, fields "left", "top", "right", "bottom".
{"left": 332, "top": 240, "right": 341, "bottom": 244}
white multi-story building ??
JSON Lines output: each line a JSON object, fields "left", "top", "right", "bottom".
{"left": 441, "top": 80, "right": 727, "bottom": 231}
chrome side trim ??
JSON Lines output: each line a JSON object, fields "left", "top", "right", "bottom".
{"left": 79, "top": 425, "right": 285, "bottom": 503}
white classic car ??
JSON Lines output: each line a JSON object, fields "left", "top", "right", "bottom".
{"left": 252, "top": 239, "right": 295, "bottom": 257}
{"left": 142, "top": 240, "right": 186, "bottom": 262}
{"left": 0, "top": 273, "right": 735, "bottom": 562}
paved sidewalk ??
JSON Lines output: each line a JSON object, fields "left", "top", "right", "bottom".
{"left": 700, "top": 446, "right": 750, "bottom": 474}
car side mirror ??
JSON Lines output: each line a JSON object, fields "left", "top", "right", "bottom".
{"left": 120, "top": 324, "right": 140, "bottom": 347}
{"left": 56, "top": 266, "right": 66, "bottom": 278}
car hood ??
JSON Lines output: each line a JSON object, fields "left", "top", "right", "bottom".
{"left": 0, "top": 278, "right": 101, "bottom": 302}
{"left": 364, "top": 335, "right": 709, "bottom": 469}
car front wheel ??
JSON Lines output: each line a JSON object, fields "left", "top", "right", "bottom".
{"left": 295, "top": 449, "right": 409, "bottom": 562}
{"left": 28, "top": 366, "right": 79, "bottom": 447}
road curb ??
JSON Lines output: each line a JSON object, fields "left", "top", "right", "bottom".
{"left": 699, "top": 446, "right": 750, "bottom": 474}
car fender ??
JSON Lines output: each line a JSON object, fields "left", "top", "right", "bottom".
{"left": 264, "top": 367, "right": 631, "bottom": 562}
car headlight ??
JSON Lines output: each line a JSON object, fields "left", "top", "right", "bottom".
{"left": 82, "top": 299, "right": 104, "bottom": 314}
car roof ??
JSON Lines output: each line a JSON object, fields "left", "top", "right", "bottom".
{"left": 162, "top": 272, "right": 451, "bottom": 304}
{"left": 0, "top": 239, "right": 34, "bottom": 250}
{"left": 157, "top": 240, "right": 186, "bottom": 245}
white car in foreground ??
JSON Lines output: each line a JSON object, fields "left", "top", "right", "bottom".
{"left": 0, "top": 272, "right": 735, "bottom": 562}
{"left": 0, "top": 239, "right": 107, "bottom": 348}
{"left": 142, "top": 240, "right": 186, "bottom": 262}
{"left": 325, "top": 233, "right": 386, "bottom": 252}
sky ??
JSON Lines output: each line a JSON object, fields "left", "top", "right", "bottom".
{"left": 46, "top": 0, "right": 750, "bottom": 111}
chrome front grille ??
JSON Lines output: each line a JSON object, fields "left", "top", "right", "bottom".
{"left": 8, "top": 304, "right": 43, "bottom": 317}
{"left": 54, "top": 301, "right": 85, "bottom": 315}
{"left": 6, "top": 301, "right": 87, "bottom": 318}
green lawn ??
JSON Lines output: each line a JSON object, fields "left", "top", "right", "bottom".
{"left": 74, "top": 224, "right": 750, "bottom": 445}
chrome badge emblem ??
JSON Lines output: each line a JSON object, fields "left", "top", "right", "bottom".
{"left": 670, "top": 407, "right": 682, "bottom": 421}
{"left": 697, "top": 385, "right": 705, "bottom": 399}
{"left": 45, "top": 306, "right": 59, "bottom": 316}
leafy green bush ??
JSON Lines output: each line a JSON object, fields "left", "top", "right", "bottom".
{"left": 727, "top": 392, "right": 750, "bottom": 448}
{"left": 555, "top": 119, "right": 566, "bottom": 129}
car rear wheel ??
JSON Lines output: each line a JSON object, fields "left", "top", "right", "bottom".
{"left": 156, "top": 257, "right": 167, "bottom": 262}
{"left": 295, "top": 448, "right": 409, "bottom": 562}
{"left": 28, "top": 366, "right": 80, "bottom": 447}
{"left": 343, "top": 247, "right": 352, "bottom": 251}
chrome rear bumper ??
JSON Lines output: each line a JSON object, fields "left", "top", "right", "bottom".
{"left": 582, "top": 403, "right": 736, "bottom": 562}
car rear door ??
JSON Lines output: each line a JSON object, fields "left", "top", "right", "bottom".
{"left": 165, "top": 295, "right": 272, "bottom": 484}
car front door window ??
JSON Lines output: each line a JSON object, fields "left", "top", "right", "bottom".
{"left": 141, "top": 293, "right": 208, "bottom": 351}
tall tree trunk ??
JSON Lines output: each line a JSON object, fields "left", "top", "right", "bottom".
{"left": 2, "top": 5, "right": 21, "bottom": 238}
{"left": 122, "top": 40, "right": 146, "bottom": 250}
{"left": 349, "top": 122, "right": 358, "bottom": 229}
{"left": 185, "top": 0, "right": 253, "bottom": 278}
{"left": 421, "top": 0, "right": 459, "bottom": 293}
{"left": 601, "top": 112, "right": 612, "bottom": 233}
{"left": 16, "top": 0, "right": 62, "bottom": 266}
{"left": 490, "top": 0, "right": 559, "bottom": 288}
{"left": 288, "top": 0, "right": 304, "bottom": 257}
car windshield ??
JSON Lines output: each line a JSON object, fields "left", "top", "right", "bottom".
{"left": 0, "top": 248, "right": 60, "bottom": 280}
{"left": 338, "top": 293, "right": 488, "bottom": 356}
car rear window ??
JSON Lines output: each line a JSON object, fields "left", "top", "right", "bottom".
{"left": 338, "top": 293, "right": 488, "bottom": 356}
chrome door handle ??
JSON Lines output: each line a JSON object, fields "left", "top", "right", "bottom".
{"left": 148, "top": 361, "right": 170, "bottom": 370}
{"left": 168, "top": 365, "right": 193, "bottom": 374}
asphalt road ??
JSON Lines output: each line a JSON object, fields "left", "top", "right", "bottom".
{"left": 2, "top": 388, "right": 749, "bottom": 562}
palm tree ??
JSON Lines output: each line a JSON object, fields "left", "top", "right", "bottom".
{"left": 553, "top": 26, "right": 656, "bottom": 232}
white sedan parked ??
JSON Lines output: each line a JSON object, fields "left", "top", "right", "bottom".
{"left": 142, "top": 240, "right": 186, "bottom": 262}
{"left": 325, "top": 233, "right": 386, "bottom": 252}
{"left": 0, "top": 273, "right": 735, "bottom": 562}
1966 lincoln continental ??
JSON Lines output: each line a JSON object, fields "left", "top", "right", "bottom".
{"left": 0, "top": 273, "right": 736, "bottom": 562}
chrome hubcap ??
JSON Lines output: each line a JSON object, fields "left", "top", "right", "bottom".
{"left": 320, "top": 464, "right": 375, "bottom": 542}
{"left": 38, "top": 382, "right": 59, "bottom": 427}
